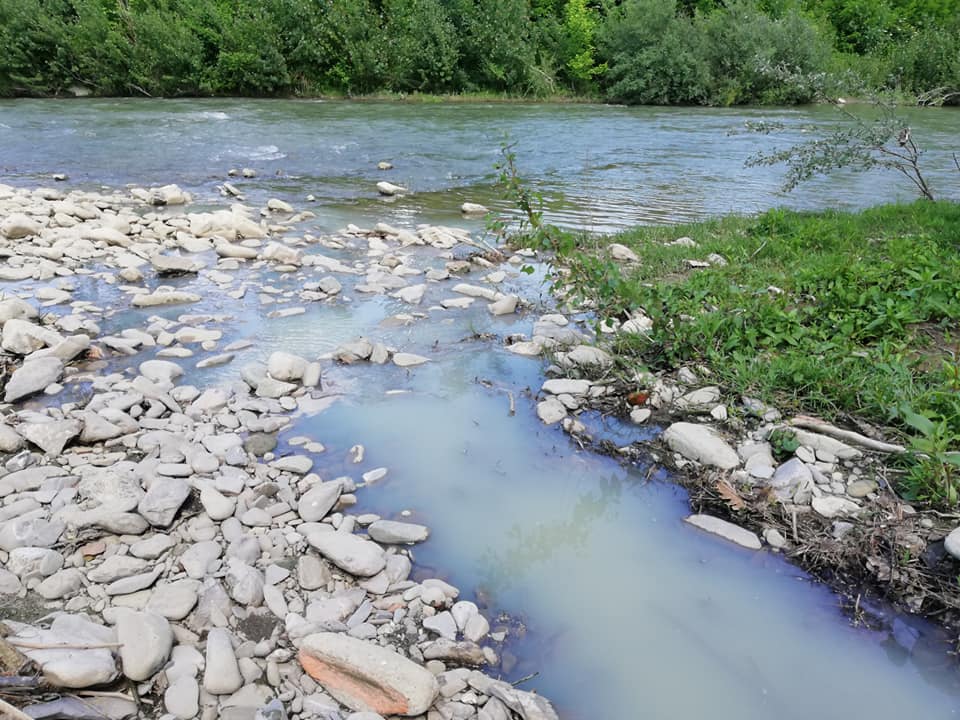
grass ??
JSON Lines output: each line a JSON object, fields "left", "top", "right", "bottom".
{"left": 544, "top": 201, "right": 960, "bottom": 505}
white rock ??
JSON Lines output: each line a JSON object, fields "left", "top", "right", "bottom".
{"left": 662, "top": 422, "right": 740, "bottom": 469}
{"left": 267, "top": 351, "right": 308, "bottom": 381}
{"left": 18, "top": 418, "right": 81, "bottom": 456}
{"left": 4, "top": 357, "right": 64, "bottom": 402}
{"left": 536, "top": 399, "right": 567, "bottom": 425}
{"left": 488, "top": 295, "right": 519, "bottom": 316}
{"left": 685, "top": 514, "right": 761, "bottom": 550}
{"left": 1, "top": 213, "right": 42, "bottom": 239}
{"left": 204, "top": 628, "right": 244, "bottom": 695}
{"left": 944, "top": 527, "right": 960, "bottom": 560}
{"left": 165, "top": 675, "right": 200, "bottom": 719}
{"left": 300, "top": 526, "right": 386, "bottom": 577}
{"left": 393, "top": 352, "right": 429, "bottom": 368}
{"left": 376, "top": 181, "right": 407, "bottom": 196}
{"left": 298, "top": 483, "right": 342, "bottom": 522}
{"left": 116, "top": 609, "right": 173, "bottom": 681}
{"left": 811, "top": 496, "right": 861, "bottom": 519}
{"left": 367, "top": 520, "right": 429, "bottom": 545}
{"left": 138, "top": 477, "right": 191, "bottom": 527}
{"left": 609, "top": 243, "right": 639, "bottom": 262}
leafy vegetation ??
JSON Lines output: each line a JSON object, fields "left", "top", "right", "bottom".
{"left": 0, "top": 0, "right": 957, "bottom": 103}
{"left": 510, "top": 197, "right": 960, "bottom": 505}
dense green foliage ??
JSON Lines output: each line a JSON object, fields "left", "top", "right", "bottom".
{"left": 0, "top": 0, "right": 957, "bottom": 103}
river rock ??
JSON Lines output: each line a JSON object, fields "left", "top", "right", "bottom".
{"left": 685, "top": 514, "right": 761, "bottom": 550}
{"left": 422, "top": 639, "right": 487, "bottom": 666}
{"left": 488, "top": 295, "right": 519, "bottom": 316}
{"left": 16, "top": 618, "right": 116, "bottom": 689}
{"left": 87, "top": 555, "right": 150, "bottom": 583}
{"left": 541, "top": 379, "right": 591, "bottom": 396}
{"left": 944, "top": 528, "right": 960, "bottom": 560}
{"left": 148, "top": 579, "right": 201, "bottom": 620}
{"left": 152, "top": 253, "right": 199, "bottom": 275}
{"left": 662, "top": 422, "right": 740, "bottom": 469}
{"left": 166, "top": 676, "right": 200, "bottom": 719}
{"left": 423, "top": 611, "right": 457, "bottom": 641}
{"left": 300, "top": 526, "right": 386, "bottom": 577}
{"left": 18, "top": 418, "right": 81, "bottom": 456}
{"left": 133, "top": 290, "right": 201, "bottom": 307}
{"left": 3, "top": 318, "right": 61, "bottom": 354}
{"left": 768, "top": 458, "right": 813, "bottom": 500}
{"left": 267, "top": 351, "right": 308, "bottom": 381}
{"left": 4, "top": 357, "right": 64, "bottom": 402}
{"left": 8, "top": 547, "right": 63, "bottom": 578}
{"left": 393, "top": 352, "right": 429, "bottom": 368}
{"left": 0, "top": 421, "right": 24, "bottom": 452}
{"left": 536, "top": 398, "right": 566, "bottom": 425}
{"left": 138, "top": 477, "right": 191, "bottom": 526}
{"left": 116, "top": 609, "right": 173, "bottom": 681}
{"left": 204, "top": 628, "right": 244, "bottom": 695}
{"left": 140, "top": 359, "right": 185, "bottom": 384}
{"left": 461, "top": 202, "right": 488, "bottom": 215}
{"left": 298, "top": 482, "right": 342, "bottom": 522}
{"left": 299, "top": 632, "right": 438, "bottom": 716}
{"left": 271, "top": 455, "right": 313, "bottom": 474}
{"left": 376, "top": 181, "right": 406, "bottom": 196}
{"left": 1, "top": 212, "right": 42, "bottom": 239}
{"left": 0, "top": 517, "right": 65, "bottom": 551}
{"left": 608, "top": 242, "right": 640, "bottom": 262}
{"left": 811, "top": 496, "right": 861, "bottom": 519}
{"left": 367, "top": 520, "right": 429, "bottom": 545}
{"left": 297, "top": 555, "right": 332, "bottom": 590}
{"left": 201, "top": 486, "right": 236, "bottom": 520}
{"left": 35, "top": 568, "right": 84, "bottom": 599}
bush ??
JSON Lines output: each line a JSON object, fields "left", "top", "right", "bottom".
{"left": 599, "top": 0, "right": 711, "bottom": 104}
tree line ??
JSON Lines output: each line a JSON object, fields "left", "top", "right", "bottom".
{"left": 0, "top": 0, "right": 957, "bottom": 104}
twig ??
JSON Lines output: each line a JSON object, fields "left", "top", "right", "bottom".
{"left": 511, "top": 671, "right": 540, "bottom": 687}
{"left": 5, "top": 640, "right": 122, "bottom": 650}
{"left": 507, "top": 391, "right": 516, "bottom": 416}
{"left": 749, "top": 239, "right": 769, "bottom": 260}
{"left": 73, "top": 690, "right": 136, "bottom": 701}
{"left": 0, "top": 697, "right": 34, "bottom": 720}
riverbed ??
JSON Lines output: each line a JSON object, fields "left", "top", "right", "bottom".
{"left": 2, "top": 98, "right": 960, "bottom": 719}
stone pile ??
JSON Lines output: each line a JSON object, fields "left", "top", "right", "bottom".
{"left": 0, "top": 183, "right": 558, "bottom": 720}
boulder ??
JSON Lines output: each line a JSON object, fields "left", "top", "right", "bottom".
{"left": 267, "top": 351, "right": 308, "bottom": 382}
{"left": 299, "top": 632, "right": 438, "bottom": 716}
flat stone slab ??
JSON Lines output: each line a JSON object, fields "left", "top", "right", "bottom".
{"left": 685, "top": 514, "right": 761, "bottom": 550}
{"left": 299, "top": 527, "right": 386, "bottom": 577}
{"left": 299, "top": 632, "right": 438, "bottom": 716}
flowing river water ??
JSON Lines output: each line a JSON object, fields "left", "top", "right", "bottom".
{"left": 2, "top": 99, "right": 960, "bottom": 719}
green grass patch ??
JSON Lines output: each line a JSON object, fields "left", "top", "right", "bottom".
{"left": 549, "top": 202, "right": 960, "bottom": 505}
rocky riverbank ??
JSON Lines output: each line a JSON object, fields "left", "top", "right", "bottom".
{"left": 512, "top": 235, "right": 960, "bottom": 641}
{"left": 0, "top": 182, "right": 556, "bottom": 720}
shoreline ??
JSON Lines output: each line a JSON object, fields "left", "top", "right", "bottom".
{"left": 0, "top": 182, "right": 559, "bottom": 719}
{"left": 505, "top": 203, "right": 960, "bottom": 643}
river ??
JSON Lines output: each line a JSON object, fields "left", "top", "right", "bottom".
{"left": 1, "top": 98, "right": 959, "bottom": 719}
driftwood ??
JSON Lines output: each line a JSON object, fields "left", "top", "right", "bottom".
{"left": 788, "top": 415, "right": 906, "bottom": 454}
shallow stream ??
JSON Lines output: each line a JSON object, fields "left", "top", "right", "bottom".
{"left": 2, "top": 99, "right": 960, "bottom": 718}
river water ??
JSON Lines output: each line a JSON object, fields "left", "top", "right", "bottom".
{"left": 2, "top": 99, "right": 960, "bottom": 719}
